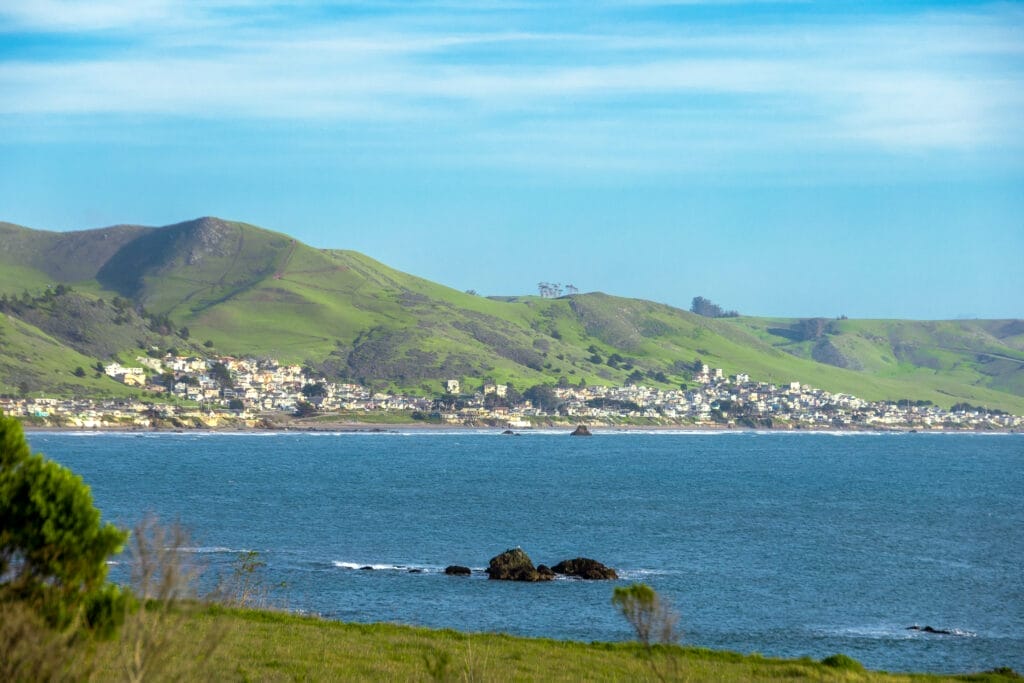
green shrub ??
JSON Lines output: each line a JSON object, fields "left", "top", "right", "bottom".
{"left": 821, "top": 653, "right": 865, "bottom": 671}
{"left": 611, "top": 583, "right": 680, "bottom": 647}
{"left": 83, "top": 583, "right": 134, "bottom": 639}
{"left": 0, "top": 412, "right": 128, "bottom": 629}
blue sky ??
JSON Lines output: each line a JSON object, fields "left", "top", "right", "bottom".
{"left": 1, "top": 0, "right": 1021, "bottom": 319}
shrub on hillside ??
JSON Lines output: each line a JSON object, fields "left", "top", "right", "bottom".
{"left": 0, "top": 412, "right": 128, "bottom": 629}
{"left": 611, "top": 583, "right": 680, "bottom": 647}
{"left": 821, "top": 653, "right": 865, "bottom": 671}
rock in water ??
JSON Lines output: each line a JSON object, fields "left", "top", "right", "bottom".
{"left": 907, "top": 625, "right": 954, "bottom": 635}
{"left": 570, "top": 425, "right": 592, "bottom": 436}
{"left": 551, "top": 557, "right": 618, "bottom": 580}
{"left": 445, "top": 565, "right": 472, "bottom": 576}
{"left": 486, "top": 548, "right": 553, "bottom": 581}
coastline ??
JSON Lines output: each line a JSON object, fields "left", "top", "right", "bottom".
{"left": 20, "top": 419, "right": 1018, "bottom": 434}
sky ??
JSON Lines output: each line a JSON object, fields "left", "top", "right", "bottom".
{"left": 1, "top": 0, "right": 1022, "bottom": 319}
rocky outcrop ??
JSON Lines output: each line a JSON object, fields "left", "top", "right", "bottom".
{"left": 486, "top": 548, "right": 553, "bottom": 581}
{"left": 551, "top": 557, "right": 618, "bottom": 580}
{"left": 570, "top": 424, "right": 592, "bottom": 436}
{"left": 907, "top": 625, "right": 954, "bottom": 635}
{"left": 445, "top": 565, "right": 472, "bottom": 576}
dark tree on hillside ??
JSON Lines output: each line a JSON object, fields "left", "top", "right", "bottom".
{"left": 293, "top": 401, "right": 318, "bottom": 418}
{"left": 537, "top": 282, "right": 564, "bottom": 298}
{"left": 690, "top": 296, "right": 739, "bottom": 318}
{"left": 433, "top": 393, "right": 462, "bottom": 411}
{"left": 209, "top": 362, "right": 234, "bottom": 388}
{"left": 523, "top": 384, "right": 560, "bottom": 412}
{"left": 647, "top": 370, "right": 669, "bottom": 383}
{"left": 301, "top": 382, "right": 327, "bottom": 398}
{"left": 483, "top": 393, "right": 509, "bottom": 409}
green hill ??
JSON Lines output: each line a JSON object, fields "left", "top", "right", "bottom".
{"left": 0, "top": 313, "right": 137, "bottom": 398}
{"left": 1, "top": 217, "right": 1022, "bottom": 413}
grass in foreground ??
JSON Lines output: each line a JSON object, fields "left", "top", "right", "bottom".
{"left": 77, "top": 605, "right": 1021, "bottom": 682}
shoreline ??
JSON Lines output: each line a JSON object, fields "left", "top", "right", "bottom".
{"left": 20, "top": 420, "right": 1019, "bottom": 434}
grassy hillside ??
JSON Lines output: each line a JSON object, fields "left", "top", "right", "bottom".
{"left": 80, "top": 605, "right": 1018, "bottom": 682}
{"left": 728, "top": 317, "right": 1024, "bottom": 410}
{"left": 0, "top": 221, "right": 146, "bottom": 286}
{"left": 0, "top": 313, "right": 137, "bottom": 398}
{"left": 1, "top": 216, "right": 1022, "bottom": 412}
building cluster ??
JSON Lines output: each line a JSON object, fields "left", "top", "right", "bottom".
{"left": 549, "top": 379, "right": 1023, "bottom": 430}
{"left": 2, "top": 355, "right": 1020, "bottom": 431}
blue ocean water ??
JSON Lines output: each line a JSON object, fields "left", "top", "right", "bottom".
{"left": 26, "top": 430, "right": 1024, "bottom": 674}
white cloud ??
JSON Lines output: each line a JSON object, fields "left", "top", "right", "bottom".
{"left": 0, "top": 0, "right": 181, "bottom": 32}
{"left": 1, "top": 2, "right": 1021, "bottom": 157}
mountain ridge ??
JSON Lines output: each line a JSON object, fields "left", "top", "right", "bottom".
{"left": 1, "top": 217, "right": 1022, "bottom": 413}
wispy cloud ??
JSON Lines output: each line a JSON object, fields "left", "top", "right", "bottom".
{"left": 1, "top": 1, "right": 1021, "bottom": 164}
{"left": 0, "top": 0, "right": 184, "bottom": 32}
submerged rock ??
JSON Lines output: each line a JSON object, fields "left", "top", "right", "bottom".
{"left": 486, "top": 548, "right": 553, "bottom": 582}
{"left": 570, "top": 425, "right": 592, "bottom": 436}
{"left": 551, "top": 557, "right": 618, "bottom": 580}
{"left": 445, "top": 565, "right": 472, "bottom": 576}
{"left": 907, "top": 625, "right": 954, "bottom": 635}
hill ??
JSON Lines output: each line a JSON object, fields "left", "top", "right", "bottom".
{"left": 80, "top": 605, "right": 1019, "bottom": 682}
{"left": 0, "top": 312, "right": 138, "bottom": 398}
{"left": 0, "top": 217, "right": 1022, "bottom": 413}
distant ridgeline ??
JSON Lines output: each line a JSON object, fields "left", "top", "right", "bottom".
{"left": 0, "top": 217, "right": 1022, "bottom": 415}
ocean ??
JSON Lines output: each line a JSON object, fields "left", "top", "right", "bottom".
{"left": 26, "top": 430, "right": 1024, "bottom": 674}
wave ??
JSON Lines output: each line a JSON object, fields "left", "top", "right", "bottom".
{"left": 814, "top": 624, "right": 977, "bottom": 640}
{"left": 331, "top": 560, "right": 487, "bottom": 574}
{"left": 616, "top": 568, "right": 682, "bottom": 580}
{"left": 333, "top": 560, "right": 441, "bottom": 573}
{"left": 177, "top": 546, "right": 251, "bottom": 554}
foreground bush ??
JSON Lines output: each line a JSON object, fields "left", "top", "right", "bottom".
{"left": 0, "top": 412, "right": 127, "bottom": 630}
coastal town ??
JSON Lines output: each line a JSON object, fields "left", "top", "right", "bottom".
{"left": 2, "top": 353, "right": 1020, "bottom": 432}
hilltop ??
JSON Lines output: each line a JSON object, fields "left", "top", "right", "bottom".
{"left": 0, "top": 217, "right": 1022, "bottom": 413}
